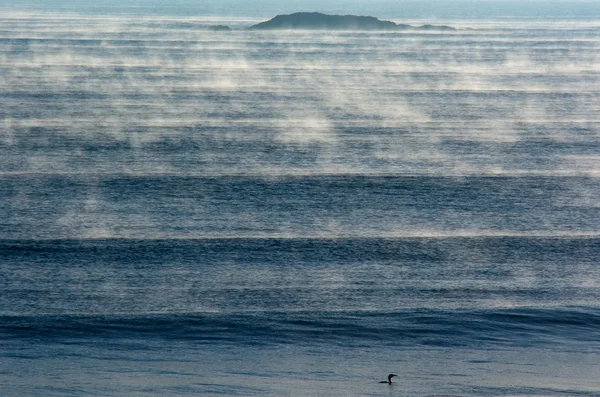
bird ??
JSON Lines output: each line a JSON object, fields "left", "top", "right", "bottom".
{"left": 379, "top": 374, "right": 398, "bottom": 384}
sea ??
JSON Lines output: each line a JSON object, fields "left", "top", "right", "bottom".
{"left": 1, "top": 1, "right": 600, "bottom": 396}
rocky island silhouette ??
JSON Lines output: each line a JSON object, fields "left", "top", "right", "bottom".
{"left": 209, "top": 12, "right": 455, "bottom": 32}
{"left": 248, "top": 12, "right": 455, "bottom": 31}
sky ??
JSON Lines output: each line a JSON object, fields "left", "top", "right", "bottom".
{"left": 1, "top": 0, "right": 599, "bottom": 20}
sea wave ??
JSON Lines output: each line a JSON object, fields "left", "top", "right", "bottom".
{"left": 3, "top": 307, "right": 600, "bottom": 349}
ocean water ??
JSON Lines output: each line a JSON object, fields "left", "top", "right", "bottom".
{"left": 1, "top": 2, "right": 600, "bottom": 396}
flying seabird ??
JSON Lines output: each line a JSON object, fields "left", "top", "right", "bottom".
{"left": 379, "top": 374, "right": 398, "bottom": 384}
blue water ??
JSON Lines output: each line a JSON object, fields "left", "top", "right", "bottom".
{"left": 1, "top": 2, "right": 600, "bottom": 396}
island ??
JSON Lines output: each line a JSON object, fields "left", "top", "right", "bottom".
{"left": 248, "top": 12, "right": 455, "bottom": 31}
{"left": 208, "top": 25, "right": 233, "bottom": 32}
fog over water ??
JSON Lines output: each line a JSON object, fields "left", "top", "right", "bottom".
{"left": 1, "top": 2, "right": 600, "bottom": 396}
{"left": 2, "top": 11, "right": 600, "bottom": 239}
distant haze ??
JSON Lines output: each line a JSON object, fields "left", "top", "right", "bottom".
{"left": 1, "top": 0, "right": 599, "bottom": 20}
